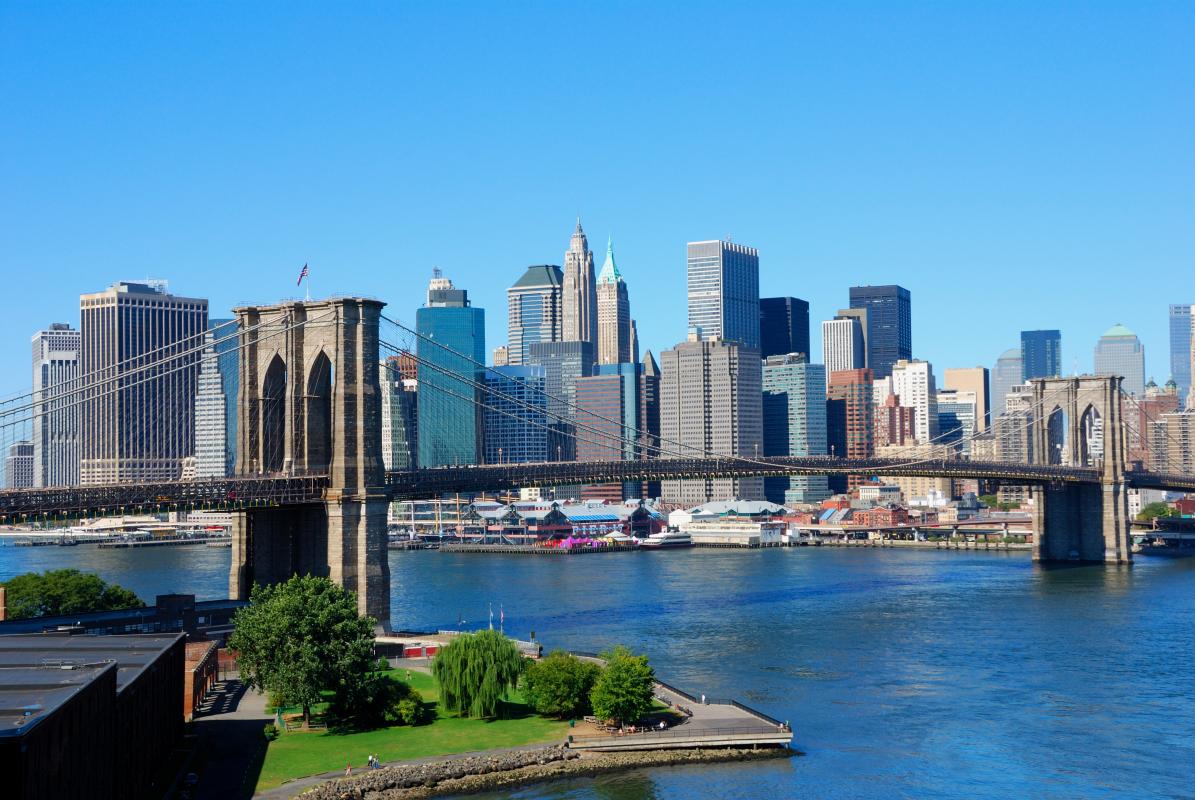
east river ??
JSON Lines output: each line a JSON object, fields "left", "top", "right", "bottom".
{"left": 3, "top": 544, "right": 1194, "bottom": 799}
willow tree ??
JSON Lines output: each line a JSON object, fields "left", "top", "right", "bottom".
{"left": 431, "top": 629, "right": 523, "bottom": 718}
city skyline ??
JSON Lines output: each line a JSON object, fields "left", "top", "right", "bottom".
{"left": 2, "top": 5, "right": 1192, "bottom": 392}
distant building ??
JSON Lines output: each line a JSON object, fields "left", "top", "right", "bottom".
{"left": 687, "top": 240, "right": 760, "bottom": 349}
{"left": 492, "top": 345, "right": 510, "bottom": 367}
{"left": 637, "top": 351, "right": 662, "bottom": 499}
{"left": 1093, "top": 323, "right": 1146, "bottom": 398}
{"left": 848, "top": 285, "right": 911, "bottom": 379}
{"left": 1130, "top": 378, "right": 1180, "bottom": 468}
{"left": 762, "top": 354, "right": 830, "bottom": 504}
{"left": 990, "top": 348, "right": 1023, "bottom": 423}
{"left": 943, "top": 367, "right": 990, "bottom": 432}
{"left": 1168, "top": 304, "right": 1192, "bottom": 407}
{"left": 826, "top": 368, "right": 874, "bottom": 492}
{"left": 193, "top": 324, "right": 229, "bottom": 478}
{"left": 483, "top": 365, "right": 548, "bottom": 465}
{"left": 936, "top": 389, "right": 977, "bottom": 454}
{"left": 79, "top": 281, "right": 208, "bottom": 484}
{"left": 891, "top": 359, "right": 939, "bottom": 444}
{"left": 660, "top": 332, "right": 763, "bottom": 505}
{"left": 822, "top": 315, "right": 865, "bottom": 385}
{"left": 30, "top": 322, "right": 80, "bottom": 487}
{"left": 5, "top": 441, "right": 33, "bottom": 488}
{"left": 416, "top": 271, "right": 485, "bottom": 467}
{"left": 1021, "top": 329, "right": 1061, "bottom": 381}
{"left": 576, "top": 363, "right": 641, "bottom": 502}
{"left": 995, "top": 384, "right": 1035, "bottom": 506}
{"left": 527, "top": 340, "right": 594, "bottom": 462}
{"left": 1149, "top": 411, "right": 1195, "bottom": 475}
{"left": 875, "top": 393, "right": 918, "bottom": 447}
{"left": 507, "top": 265, "right": 564, "bottom": 365}
{"left": 875, "top": 443, "right": 954, "bottom": 503}
{"left": 596, "top": 237, "right": 632, "bottom": 365}
{"left": 562, "top": 219, "right": 598, "bottom": 349}
{"left": 381, "top": 358, "right": 418, "bottom": 471}
{"left": 760, "top": 297, "right": 810, "bottom": 360}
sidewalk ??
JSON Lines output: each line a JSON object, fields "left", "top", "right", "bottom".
{"left": 192, "top": 678, "right": 272, "bottom": 800}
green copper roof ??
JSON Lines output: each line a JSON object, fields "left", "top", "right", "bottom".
{"left": 1101, "top": 323, "right": 1136, "bottom": 338}
{"left": 511, "top": 264, "right": 563, "bottom": 289}
{"left": 598, "top": 236, "right": 621, "bottom": 284}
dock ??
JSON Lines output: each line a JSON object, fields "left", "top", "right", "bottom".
{"left": 439, "top": 543, "right": 638, "bottom": 555}
{"left": 97, "top": 537, "right": 226, "bottom": 549}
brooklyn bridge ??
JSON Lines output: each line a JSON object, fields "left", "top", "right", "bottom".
{"left": 2, "top": 297, "right": 1192, "bottom": 630}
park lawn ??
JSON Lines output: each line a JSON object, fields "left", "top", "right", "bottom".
{"left": 256, "top": 669, "right": 569, "bottom": 791}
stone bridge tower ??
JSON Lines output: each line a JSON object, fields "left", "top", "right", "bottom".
{"left": 1029, "top": 375, "right": 1131, "bottom": 563}
{"left": 229, "top": 298, "right": 391, "bottom": 628}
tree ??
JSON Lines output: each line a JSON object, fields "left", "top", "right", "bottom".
{"left": 0, "top": 569, "right": 142, "bottom": 620}
{"left": 589, "top": 646, "right": 655, "bottom": 726}
{"left": 1138, "top": 502, "right": 1177, "bottom": 522}
{"left": 431, "top": 629, "right": 523, "bottom": 719}
{"left": 227, "top": 575, "right": 376, "bottom": 724}
{"left": 979, "top": 494, "right": 998, "bottom": 508}
{"left": 522, "top": 650, "right": 602, "bottom": 719}
{"left": 330, "top": 669, "right": 427, "bottom": 729}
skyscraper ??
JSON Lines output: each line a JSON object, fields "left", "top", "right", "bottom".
{"left": 563, "top": 219, "right": 597, "bottom": 346}
{"left": 891, "top": 359, "right": 939, "bottom": 444}
{"left": 193, "top": 325, "right": 229, "bottom": 478}
{"left": 1094, "top": 323, "right": 1146, "bottom": 397}
{"left": 576, "top": 363, "right": 640, "bottom": 502}
{"left": 507, "top": 265, "right": 563, "bottom": 365}
{"left": 380, "top": 357, "right": 418, "bottom": 471}
{"left": 527, "top": 340, "right": 594, "bottom": 462}
{"left": 826, "top": 368, "right": 875, "bottom": 491}
{"left": 943, "top": 367, "right": 991, "bottom": 432}
{"left": 596, "top": 237, "right": 632, "bottom": 365}
{"left": 637, "top": 351, "right": 662, "bottom": 499}
{"left": 1021, "top": 329, "right": 1061, "bottom": 381}
{"left": 687, "top": 240, "right": 760, "bottom": 348}
{"left": 759, "top": 297, "right": 810, "bottom": 360}
{"left": 991, "top": 348, "right": 1024, "bottom": 419}
{"left": 1168, "top": 304, "right": 1192, "bottom": 404}
{"left": 416, "top": 272, "right": 486, "bottom": 467}
{"left": 848, "top": 285, "right": 911, "bottom": 380}
{"left": 660, "top": 333, "right": 763, "bottom": 505}
{"left": 482, "top": 365, "right": 549, "bottom": 465}
{"left": 762, "top": 355, "right": 830, "bottom": 504}
{"left": 79, "top": 281, "right": 208, "bottom": 485}
{"left": 936, "top": 389, "right": 977, "bottom": 454}
{"left": 5, "top": 442, "right": 33, "bottom": 489}
{"left": 31, "top": 323, "right": 80, "bottom": 487}
{"left": 821, "top": 316, "right": 865, "bottom": 385}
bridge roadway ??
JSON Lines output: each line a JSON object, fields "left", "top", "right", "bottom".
{"left": 1, "top": 456, "right": 1192, "bottom": 523}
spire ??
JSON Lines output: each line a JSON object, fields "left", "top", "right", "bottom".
{"left": 575, "top": 215, "right": 583, "bottom": 234}
{"left": 598, "top": 235, "right": 621, "bottom": 283}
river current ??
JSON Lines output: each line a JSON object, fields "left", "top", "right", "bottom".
{"left": 3, "top": 545, "right": 1193, "bottom": 799}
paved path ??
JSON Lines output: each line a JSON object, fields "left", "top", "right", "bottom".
{"left": 651, "top": 683, "right": 771, "bottom": 732}
{"left": 192, "top": 678, "right": 272, "bottom": 800}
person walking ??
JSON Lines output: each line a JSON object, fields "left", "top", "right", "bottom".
{"left": 345, "top": 763, "right": 352, "bottom": 777}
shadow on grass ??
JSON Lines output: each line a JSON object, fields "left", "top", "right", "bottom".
{"left": 320, "top": 695, "right": 540, "bottom": 737}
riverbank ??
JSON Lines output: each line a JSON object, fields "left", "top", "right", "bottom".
{"left": 297, "top": 745, "right": 791, "bottom": 800}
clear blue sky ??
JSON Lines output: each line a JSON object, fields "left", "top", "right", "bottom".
{"left": 2, "top": 2, "right": 1192, "bottom": 394}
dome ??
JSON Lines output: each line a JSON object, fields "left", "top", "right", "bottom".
{"left": 1165, "top": 376, "right": 1178, "bottom": 390}
{"left": 1145, "top": 377, "right": 1158, "bottom": 390}
{"left": 1101, "top": 323, "right": 1136, "bottom": 338}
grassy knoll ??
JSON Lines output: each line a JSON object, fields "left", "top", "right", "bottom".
{"left": 256, "top": 670, "right": 568, "bottom": 791}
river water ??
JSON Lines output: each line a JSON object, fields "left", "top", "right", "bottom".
{"left": 3, "top": 544, "right": 1193, "bottom": 799}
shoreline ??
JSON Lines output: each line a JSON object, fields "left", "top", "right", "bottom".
{"left": 297, "top": 745, "right": 793, "bottom": 799}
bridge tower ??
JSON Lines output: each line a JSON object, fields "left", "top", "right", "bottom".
{"left": 1029, "top": 376, "right": 1131, "bottom": 563}
{"left": 228, "top": 298, "right": 391, "bottom": 628}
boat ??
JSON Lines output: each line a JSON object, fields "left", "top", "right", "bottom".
{"left": 639, "top": 531, "right": 693, "bottom": 549}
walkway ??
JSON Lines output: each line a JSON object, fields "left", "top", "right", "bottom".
{"left": 191, "top": 678, "right": 272, "bottom": 800}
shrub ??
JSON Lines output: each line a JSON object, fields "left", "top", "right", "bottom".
{"left": 263, "top": 723, "right": 279, "bottom": 741}
{"left": 522, "top": 651, "right": 601, "bottom": 719}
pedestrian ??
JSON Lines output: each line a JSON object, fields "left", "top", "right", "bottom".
{"left": 345, "top": 763, "right": 351, "bottom": 777}
{"left": 701, "top": 693, "right": 706, "bottom": 704}
{"left": 406, "top": 669, "right": 412, "bottom": 681}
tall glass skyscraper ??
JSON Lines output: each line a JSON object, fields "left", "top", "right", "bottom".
{"left": 1169, "top": 304, "right": 1192, "bottom": 404}
{"left": 687, "top": 240, "right": 760, "bottom": 349}
{"left": 848, "top": 285, "right": 911, "bottom": 380}
{"left": 507, "top": 265, "right": 563, "bottom": 365}
{"left": 31, "top": 322, "right": 80, "bottom": 487}
{"left": 527, "top": 340, "right": 594, "bottom": 462}
{"left": 991, "top": 348, "right": 1024, "bottom": 415}
{"left": 1094, "top": 323, "right": 1146, "bottom": 397}
{"left": 416, "top": 273, "right": 486, "bottom": 467}
{"left": 482, "top": 365, "right": 548, "bottom": 464}
{"left": 1021, "top": 329, "right": 1062, "bottom": 381}
{"left": 762, "top": 355, "right": 830, "bottom": 504}
{"left": 759, "top": 297, "right": 810, "bottom": 359}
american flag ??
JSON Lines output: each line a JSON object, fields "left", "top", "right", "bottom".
{"left": 296, "top": 263, "right": 309, "bottom": 286}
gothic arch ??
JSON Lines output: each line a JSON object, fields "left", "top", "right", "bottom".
{"left": 1046, "top": 406, "right": 1067, "bottom": 466}
{"left": 261, "top": 354, "right": 287, "bottom": 473}
{"left": 1079, "top": 404, "right": 1102, "bottom": 467}
{"left": 305, "top": 350, "right": 333, "bottom": 473}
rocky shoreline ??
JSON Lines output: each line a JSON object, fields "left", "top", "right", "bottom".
{"left": 302, "top": 745, "right": 792, "bottom": 799}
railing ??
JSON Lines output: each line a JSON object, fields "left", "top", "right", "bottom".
{"left": 569, "top": 723, "right": 791, "bottom": 748}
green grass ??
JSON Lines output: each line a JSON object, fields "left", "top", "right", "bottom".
{"left": 256, "top": 669, "right": 568, "bottom": 791}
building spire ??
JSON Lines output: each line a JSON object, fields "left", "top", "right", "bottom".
{"left": 598, "top": 235, "right": 621, "bottom": 283}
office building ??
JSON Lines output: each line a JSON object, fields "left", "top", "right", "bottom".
{"left": 492, "top": 345, "right": 510, "bottom": 367}
{"left": 79, "top": 281, "right": 208, "bottom": 485}
{"left": 990, "top": 349, "right": 1024, "bottom": 423}
{"left": 826, "top": 368, "right": 874, "bottom": 492}
{"left": 507, "top": 265, "right": 563, "bottom": 365}
{"left": 687, "top": 240, "right": 760, "bottom": 348}
{"left": 760, "top": 297, "right": 810, "bottom": 360}
{"left": 822, "top": 315, "right": 865, "bottom": 385}
{"left": 943, "top": 367, "right": 990, "bottom": 433}
{"left": 1149, "top": 411, "right": 1195, "bottom": 475}
{"left": 31, "top": 323, "right": 80, "bottom": 487}
{"left": 876, "top": 393, "right": 917, "bottom": 447}
{"left": 483, "top": 365, "right": 549, "bottom": 465}
{"left": 193, "top": 324, "right": 230, "bottom": 478}
{"left": 1094, "top": 323, "right": 1146, "bottom": 398}
{"left": 381, "top": 357, "right": 418, "bottom": 471}
{"left": 891, "top": 359, "right": 939, "bottom": 444}
{"left": 995, "top": 385, "right": 1035, "bottom": 506}
{"left": 637, "top": 351, "right": 662, "bottom": 499}
{"left": 848, "top": 285, "right": 911, "bottom": 379}
{"left": 527, "top": 340, "right": 594, "bottom": 462}
{"left": 562, "top": 219, "right": 598, "bottom": 347}
{"left": 1129, "top": 379, "right": 1180, "bottom": 468}
{"left": 576, "top": 362, "right": 640, "bottom": 501}
{"left": 936, "top": 389, "right": 978, "bottom": 454}
{"left": 1021, "top": 329, "right": 1061, "bottom": 381}
{"left": 596, "top": 237, "right": 632, "bottom": 365}
{"left": 762, "top": 355, "right": 830, "bottom": 504}
{"left": 1169, "top": 304, "right": 1192, "bottom": 405}
{"left": 416, "top": 272, "right": 485, "bottom": 467}
{"left": 5, "top": 441, "right": 34, "bottom": 488}
{"left": 659, "top": 332, "right": 763, "bottom": 505}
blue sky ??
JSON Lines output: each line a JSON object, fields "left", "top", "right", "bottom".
{"left": 2, "top": 2, "right": 1192, "bottom": 392}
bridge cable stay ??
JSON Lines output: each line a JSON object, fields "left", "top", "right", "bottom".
{"left": 1118, "top": 392, "right": 1193, "bottom": 479}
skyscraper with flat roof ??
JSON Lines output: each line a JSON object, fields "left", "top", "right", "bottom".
{"left": 763, "top": 355, "right": 830, "bottom": 504}
{"left": 1169, "top": 304, "right": 1192, "bottom": 404}
{"left": 891, "top": 359, "right": 939, "bottom": 444}
{"left": 848, "top": 285, "right": 911, "bottom": 380}
{"left": 482, "top": 365, "right": 549, "bottom": 465}
{"left": 760, "top": 297, "right": 810, "bottom": 360}
{"left": 687, "top": 240, "right": 760, "bottom": 348}
{"left": 826, "top": 368, "right": 875, "bottom": 491}
{"left": 1021, "top": 330, "right": 1061, "bottom": 381}
{"left": 1094, "top": 323, "right": 1146, "bottom": 397}
{"left": 991, "top": 348, "right": 1023, "bottom": 419}
{"left": 822, "top": 316, "right": 865, "bottom": 386}
{"left": 527, "top": 340, "right": 594, "bottom": 462}
{"left": 5, "top": 441, "right": 33, "bottom": 488}
{"left": 31, "top": 323, "right": 80, "bottom": 487}
{"left": 943, "top": 367, "right": 990, "bottom": 432}
{"left": 507, "top": 265, "right": 563, "bottom": 365}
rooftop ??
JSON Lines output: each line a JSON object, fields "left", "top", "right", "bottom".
{"left": 511, "top": 264, "right": 564, "bottom": 290}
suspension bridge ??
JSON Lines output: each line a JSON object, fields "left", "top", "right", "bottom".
{"left": 1, "top": 297, "right": 1192, "bottom": 630}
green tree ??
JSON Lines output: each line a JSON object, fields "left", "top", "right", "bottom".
{"left": 1138, "top": 502, "right": 1177, "bottom": 522}
{"left": 330, "top": 668, "right": 427, "bottom": 729}
{"left": 0, "top": 568, "right": 142, "bottom": 620}
{"left": 522, "top": 650, "right": 602, "bottom": 719}
{"left": 589, "top": 646, "right": 655, "bottom": 726}
{"left": 979, "top": 494, "right": 998, "bottom": 508}
{"left": 431, "top": 629, "right": 523, "bottom": 719}
{"left": 227, "top": 575, "right": 376, "bottom": 724}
